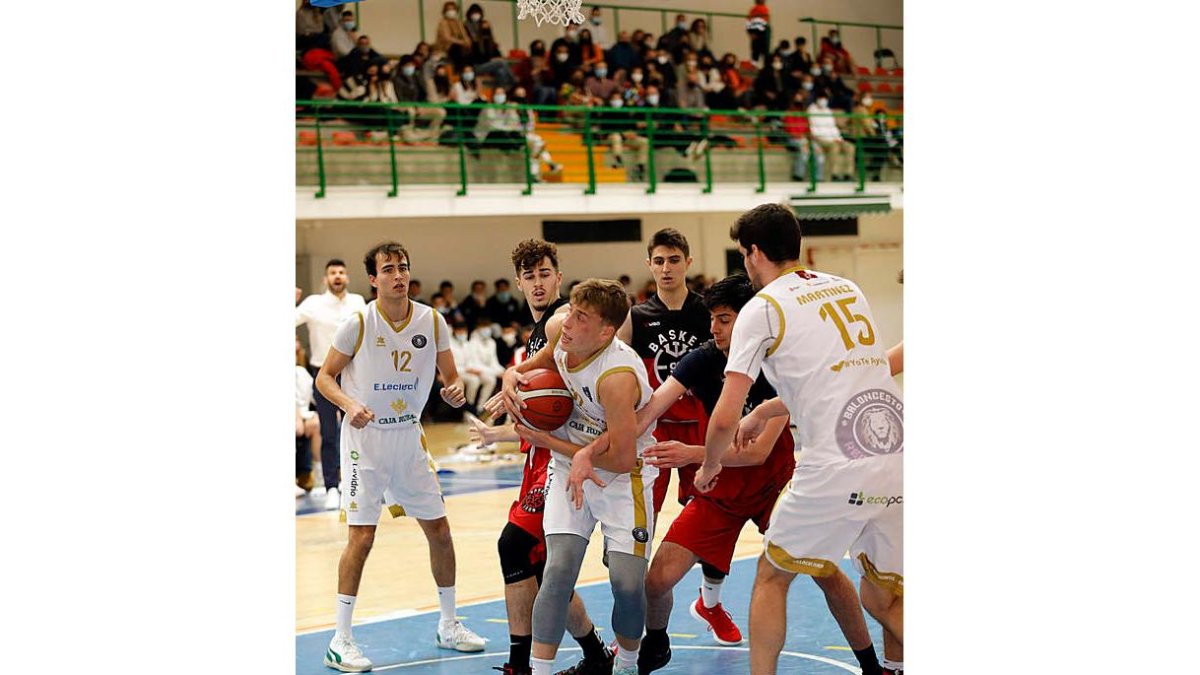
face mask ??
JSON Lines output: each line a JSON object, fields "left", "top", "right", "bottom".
{"left": 822, "top": 64, "right": 832, "bottom": 73}
{"left": 657, "top": 55, "right": 669, "bottom": 64}
{"left": 445, "top": 10, "right": 457, "bottom": 19}
{"left": 781, "top": 48, "right": 793, "bottom": 56}
{"left": 772, "top": 62, "right": 782, "bottom": 70}
{"left": 358, "top": 45, "right": 370, "bottom": 53}
{"left": 476, "top": 327, "right": 492, "bottom": 338}
{"left": 596, "top": 68, "right": 608, "bottom": 78}
{"left": 463, "top": 71, "right": 475, "bottom": 82}
{"left": 342, "top": 21, "right": 356, "bottom": 31}
{"left": 556, "top": 53, "right": 569, "bottom": 62}
{"left": 401, "top": 65, "right": 416, "bottom": 77}
{"left": 817, "top": 98, "right": 828, "bottom": 108}
{"left": 686, "top": 60, "right": 697, "bottom": 68}
{"left": 802, "top": 81, "right": 813, "bottom": 91}
{"left": 469, "top": 13, "right": 481, "bottom": 21}
{"left": 454, "top": 332, "right": 467, "bottom": 341}
{"left": 810, "top": 67, "right": 822, "bottom": 76}
{"left": 610, "top": 99, "right": 623, "bottom": 108}
{"left": 501, "top": 332, "right": 517, "bottom": 346}
{"left": 631, "top": 72, "right": 643, "bottom": 83}
{"left": 832, "top": 37, "right": 841, "bottom": 45}
{"left": 566, "top": 30, "right": 578, "bottom": 40}
{"left": 677, "top": 21, "right": 687, "bottom": 30}
{"left": 646, "top": 94, "right": 659, "bottom": 105}
{"left": 862, "top": 97, "right": 873, "bottom": 106}
{"left": 591, "top": 17, "right": 601, "bottom": 25}
{"left": 497, "top": 291, "right": 511, "bottom": 302}
{"left": 493, "top": 93, "right": 506, "bottom": 103}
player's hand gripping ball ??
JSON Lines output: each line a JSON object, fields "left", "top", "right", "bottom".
{"left": 515, "top": 368, "right": 574, "bottom": 431}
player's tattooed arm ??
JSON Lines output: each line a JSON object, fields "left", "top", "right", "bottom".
{"left": 316, "top": 347, "right": 375, "bottom": 429}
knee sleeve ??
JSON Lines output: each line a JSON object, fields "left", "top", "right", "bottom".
{"left": 607, "top": 551, "right": 648, "bottom": 640}
{"left": 498, "top": 522, "right": 541, "bottom": 585}
{"left": 532, "top": 534, "right": 589, "bottom": 645}
{"left": 700, "top": 561, "right": 727, "bottom": 582}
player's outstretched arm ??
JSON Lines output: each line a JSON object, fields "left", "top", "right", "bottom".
{"left": 436, "top": 348, "right": 467, "bottom": 408}
{"left": 723, "top": 414, "right": 788, "bottom": 466}
{"left": 467, "top": 413, "right": 519, "bottom": 444}
{"left": 887, "top": 340, "right": 903, "bottom": 376}
{"left": 696, "top": 371, "right": 754, "bottom": 492}
{"left": 316, "top": 348, "right": 375, "bottom": 429}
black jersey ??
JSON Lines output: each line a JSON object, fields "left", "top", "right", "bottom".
{"left": 672, "top": 340, "right": 779, "bottom": 417}
{"left": 629, "top": 291, "right": 712, "bottom": 422}
{"left": 526, "top": 296, "right": 568, "bottom": 357}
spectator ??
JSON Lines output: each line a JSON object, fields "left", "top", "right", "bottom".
{"left": 782, "top": 93, "right": 824, "bottom": 182}
{"left": 746, "top": 0, "right": 771, "bottom": 66}
{"left": 450, "top": 64, "right": 482, "bottom": 131}
{"left": 819, "top": 29, "right": 856, "bottom": 74}
{"left": 296, "top": 0, "right": 328, "bottom": 51}
{"left": 848, "top": 92, "right": 885, "bottom": 181}
{"left": 596, "top": 93, "right": 643, "bottom": 169}
{"left": 579, "top": 29, "right": 604, "bottom": 68}
{"left": 435, "top": 0, "right": 473, "bottom": 70}
{"left": 495, "top": 323, "right": 520, "bottom": 368}
{"left": 606, "top": 31, "right": 641, "bottom": 73}
{"left": 687, "top": 18, "right": 714, "bottom": 61}
{"left": 527, "top": 40, "right": 559, "bottom": 106}
{"left": 426, "top": 63, "right": 453, "bottom": 104}
{"left": 465, "top": 318, "right": 506, "bottom": 412}
{"left": 438, "top": 280, "right": 459, "bottom": 307}
{"left": 550, "top": 43, "right": 577, "bottom": 86}
{"left": 510, "top": 86, "right": 563, "bottom": 180}
{"left": 718, "top": 52, "right": 752, "bottom": 109}
{"left": 807, "top": 95, "right": 855, "bottom": 181}
{"left": 365, "top": 62, "right": 398, "bottom": 103}
{"left": 587, "top": 6, "right": 609, "bottom": 49}
{"left": 458, "top": 280, "right": 489, "bottom": 329}
{"left": 392, "top": 54, "right": 447, "bottom": 139}
{"left": 622, "top": 66, "right": 647, "bottom": 105}
{"left": 550, "top": 25, "right": 584, "bottom": 70}
{"left": 658, "top": 14, "right": 689, "bottom": 62}
{"left": 473, "top": 87, "right": 525, "bottom": 156}
{"left": 698, "top": 55, "right": 735, "bottom": 110}
{"left": 789, "top": 36, "right": 814, "bottom": 75}
{"left": 338, "top": 34, "right": 385, "bottom": 80}
{"left": 295, "top": 336, "right": 320, "bottom": 496}
{"left": 473, "top": 20, "right": 518, "bottom": 88}
{"left": 752, "top": 54, "right": 791, "bottom": 109}
{"left": 431, "top": 293, "right": 452, "bottom": 320}
{"left": 329, "top": 9, "right": 357, "bottom": 58}
{"left": 796, "top": 72, "right": 816, "bottom": 105}
{"left": 677, "top": 70, "right": 706, "bottom": 110}
{"left": 408, "top": 278, "right": 423, "bottom": 301}
{"left": 559, "top": 68, "right": 596, "bottom": 116}
{"left": 649, "top": 49, "right": 678, "bottom": 90}
{"left": 872, "top": 108, "right": 903, "bottom": 175}
{"left": 337, "top": 68, "right": 369, "bottom": 103}
{"left": 464, "top": 3, "right": 486, "bottom": 50}
{"left": 585, "top": 61, "right": 618, "bottom": 101}
{"left": 300, "top": 46, "right": 342, "bottom": 92}
{"left": 446, "top": 320, "right": 478, "bottom": 413}
{"left": 824, "top": 63, "right": 856, "bottom": 111}
{"left": 486, "top": 278, "right": 521, "bottom": 326}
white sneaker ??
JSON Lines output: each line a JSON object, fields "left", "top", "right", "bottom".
{"left": 295, "top": 485, "right": 308, "bottom": 498}
{"left": 613, "top": 666, "right": 638, "bottom": 675}
{"left": 436, "top": 620, "right": 486, "bottom": 652}
{"left": 324, "top": 486, "right": 341, "bottom": 511}
{"left": 324, "top": 634, "right": 372, "bottom": 672}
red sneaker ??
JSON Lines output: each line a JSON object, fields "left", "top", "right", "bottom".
{"left": 689, "top": 593, "right": 743, "bottom": 645}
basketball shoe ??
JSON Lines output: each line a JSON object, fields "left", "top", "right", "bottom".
{"left": 324, "top": 634, "right": 372, "bottom": 672}
{"left": 435, "top": 620, "right": 486, "bottom": 652}
{"left": 553, "top": 643, "right": 614, "bottom": 675}
{"left": 493, "top": 664, "right": 531, "bottom": 675}
{"left": 689, "top": 593, "right": 743, "bottom": 645}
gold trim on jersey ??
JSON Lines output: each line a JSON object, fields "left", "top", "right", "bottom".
{"left": 432, "top": 309, "right": 441, "bottom": 347}
{"left": 421, "top": 432, "right": 443, "bottom": 491}
{"left": 567, "top": 338, "right": 613, "bottom": 373}
{"left": 595, "top": 366, "right": 636, "bottom": 395}
{"left": 631, "top": 459, "right": 649, "bottom": 558}
{"left": 376, "top": 300, "right": 415, "bottom": 333}
{"left": 780, "top": 264, "right": 807, "bottom": 275}
{"left": 858, "top": 553, "right": 904, "bottom": 597}
{"left": 765, "top": 541, "right": 837, "bottom": 577}
{"left": 388, "top": 504, "right": 407, "bottom": 518}
{"left": 756, "top": 294, "right": 787, "bottom": 357}
{"left": 352, "top": 312, "right": 365, "bottom": 356}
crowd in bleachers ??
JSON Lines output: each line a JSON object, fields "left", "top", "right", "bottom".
{"left": 296, "top": 0, "right": 903, "bottom": 183}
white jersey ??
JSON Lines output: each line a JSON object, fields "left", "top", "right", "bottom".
{"left": 331, "top": 300, "right": 450, "bottom": 430}
{"left": 726, "top": 266, "right": 903, "bottom": 468}
{"left": 552, "top": 337, "right": 658, "bottom": 463}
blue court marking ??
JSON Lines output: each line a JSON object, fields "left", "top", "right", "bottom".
{"left": 297, "top": 556, "right": 883, "bottom": 674}
{"left": 297, "top": 463, "right": 525, "bottom": 516}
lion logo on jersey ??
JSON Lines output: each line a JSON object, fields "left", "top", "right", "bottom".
{"left": 836, "top": 388, "right": 904, "bottom": 459}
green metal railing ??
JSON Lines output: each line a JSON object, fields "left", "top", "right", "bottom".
{"left": 798, "top": 17, "right": 903, "bottom": 67}
{"left": 296, "top": 100, "right": 903, "bottom": 198}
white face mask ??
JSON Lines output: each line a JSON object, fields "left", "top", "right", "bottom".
{"left": 401, "top": 65, "right": 415, "bottom": 77}
{"left": 595, "top": 68, "right": 608, "bottom": 78}
{"left": 462, "top": 71, "right": 475, "bottom": 82}
{"left": 862, "top": 97, "right": 873, "bottom": 106}
{"left": 810, "top": 67, "right": 822, "bottom": 76}
{"left": 821, "top": 64, "right": 832, "bottom": 73}
{"left": 657, "top": 55, "right": 669, "bottom": 64}
{"left": 445, "top": 9, "right": 457, "bottom": 19}
{"left": 817, "top": 98, "right": 829, "bottom": 108}
{"left": 556, "top": 53, "right": 569, "bottom": 62}
{"left": 802, "top": 81, "right": 813, "bottom": 90}
{"left": 501, "top": 332, "right": 517, "bottom": 345}
{"left": 772, "top": 62, "right": 783, "bottom": 70}
{"left": 610, "top": 99, "right": 623, "bottom": 108}
{"left": 453, "top": 332, "right": 467, "bottom": 341}
{"left": 493, "top": 93, "right": 506, "bottom": 103}
{"left": 631, "top": 72, "right": 643, "bottom": 83}
{"left": 469, "top": 13, "right": 481, "bottom": 21}
{"left": 476, "top": 327, "right": 492, "bottom": 338}
{"left": 646, "top": 94, "right": 659, "bottom": 105}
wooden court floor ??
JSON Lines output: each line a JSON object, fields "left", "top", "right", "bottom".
{"left": 296, "top": 420, "right": 774, "bottom": 634}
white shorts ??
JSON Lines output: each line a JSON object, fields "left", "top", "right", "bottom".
{"left": 339, "top": 423, "right": 446, "bottom": 525}
{"left": 763, "top": 453, "right": 903, "bottom": 596}
{"left": 543, "top": 454, "right": 659, "bottom": 560}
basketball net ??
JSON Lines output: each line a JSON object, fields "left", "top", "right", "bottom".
{"left": 516, "top": 0, "right": 585, "bottom": 27}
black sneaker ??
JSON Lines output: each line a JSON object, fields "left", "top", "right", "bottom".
{"left": 636, "top": 641, "right": 671, "bottom": 674}
{"left": 553, "top": 645, "right": 614, "bottom": 675}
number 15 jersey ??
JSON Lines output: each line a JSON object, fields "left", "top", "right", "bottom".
{"left": 725, "top": 267, "right": 903, "bottom": 468}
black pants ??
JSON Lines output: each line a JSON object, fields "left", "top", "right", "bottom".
{"left": 296, "top": 433, "right": 312, "bottom": 479}
{"left": 309, "top": 366, "right": 342, "bottom": 490}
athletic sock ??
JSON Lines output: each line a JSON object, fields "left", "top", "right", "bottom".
{"left": 509, "top": 634, "right": 532, "bottom": 669}
{"left": 642, "top": 627, "right": 668, "bottom": 651}
{"left": 437, "top": 586, "right": 456, "bottom": 626}
{"left": 573, "top": 625, "right": 607, "bottom": 662}
{"left": 700, "top": 578, "right": 723, "bottom": 608}
{"left": 615, "top": 645, "right": 639, "bottom": 670}
{"left": 882, "top": 658, "right": 904, "bottom": 673}
{"left": 853, "top": 644, "right": 883, "bottom": 675}
{"left": 335, "top": 593, "right": 356, "bottom": 638}
{"left": 531, "top": 656, "right": 555, "bottom": 675}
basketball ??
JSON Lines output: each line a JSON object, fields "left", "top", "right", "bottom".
{"left": 516, "top": 368, "right": 574, "bottom": 431}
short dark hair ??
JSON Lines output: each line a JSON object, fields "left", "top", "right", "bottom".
{"left": 409, "top": 278, "right": 422, "bottom": 287}
{"left": 511, "top": 238, "right": 560, "bottom": 273}
{"left": 647, "top": 227, "right": 690, "bottom": 258}
{"left": 439, "top": 280, "right": 454, "bottom": 290}
{"left": 569, "top": 279, "right": 630, "bottom": 327}
{"left": 342, "top": 10, "right": 354, "bottom": 17}
{"left": 729, "top": 203, "right": 801, "bottom": 263}
{"left": 325, "top": 258, "right": 346, "bottom": 270}
{"left": 702, "top": 274, "right": 755, "bottom": 313}
{"left": 495, "top": 278, "right": 510, "bottom": 289}
{"left": 618, "top": 274, "right": 631, "bottom": 284}
{"left": 471, "top": 279, "right": 486, "bottom": 289}
{"left": 399, "top": 54, "right": 414, "bottom": 66}
{"left": 361, "top": 243, "right": 409, "bottom": 277}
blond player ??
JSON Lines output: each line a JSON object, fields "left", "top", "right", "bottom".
{"left": 696, "top": 204, "right": 903, "bottom": 675}
{"left": 501, "top": 279, "right": 659, "bottom": 675}
{"left": 316, "top": 242, "right": 486, "bottom": 672}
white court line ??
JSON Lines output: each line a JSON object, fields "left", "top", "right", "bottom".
{"left": 362, "top": 646, "right": 859, "bottom": 672}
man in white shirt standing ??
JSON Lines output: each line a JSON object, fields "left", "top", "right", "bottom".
{"left": 296, "top": 259, "right": 368, "bottom": 510}
{"left": 807, "top": 95, "right": 856, "bottom": 182}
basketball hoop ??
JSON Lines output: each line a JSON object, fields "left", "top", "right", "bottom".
{"left": 516, "top": 0, "right": 585, "bottom": 27}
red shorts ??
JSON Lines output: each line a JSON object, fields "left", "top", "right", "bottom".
{"left": 662, "top": 492, "right": 780, "bottom": 575}
{"left": 650, "top": 420, "right": 704, "bottom": 514}
{"left": 508, "top": 443, "right": 552, "bottom": 565}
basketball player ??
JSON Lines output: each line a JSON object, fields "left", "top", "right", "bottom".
{"left": 315, "top": 242, "right": 486, "bottom": 672}
{"left": 469, "top": 239, "right": 614, "bottom": 675}
{"left": 695, "top": 204, "right": 903, "bottom": 675}
{"left": 500, "top": 279, "right": 658, "bottom": 675}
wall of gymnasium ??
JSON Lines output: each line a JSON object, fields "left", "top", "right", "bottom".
{"left": 351, "top": 0, "right": 903, "bottom": 68}
{"left": 295, "top": 208, "right": 903, "bottom": 347}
